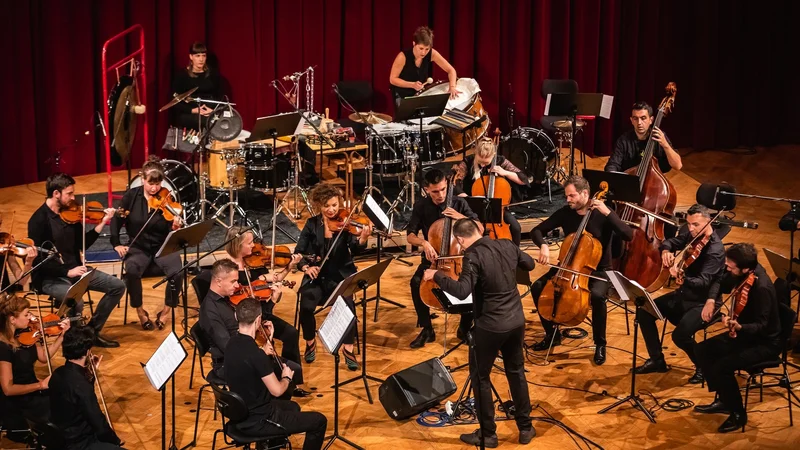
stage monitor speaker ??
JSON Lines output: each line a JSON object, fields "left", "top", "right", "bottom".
{"left": 379, "top": 357, "right": 457, "bottom": 421}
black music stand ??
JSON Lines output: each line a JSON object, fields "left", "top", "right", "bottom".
{"left": 331, "top": 258, "right": 392, "bottom": 404}
{"left": 598, "top": 270, "right": 662, "bottom": 423}
{"left": 397, "top": 93, "right": 449, "bottom": 204}
{"left": 466, "top": 196, "right": 503, "bottom": 234}
{"left": 141, "top": 331, "right": 188, "bottom": 450}
{"left": 318, "top": 297, "right": 360, "bottom": 450}
{"left": 582, "top": 169, "right": 641, "bottom": 203}
{"left": 155, "top": 219, "right": 215, "bottom": 341}
{"left": 546, "top": 92, "right": 613, "bottom": 176}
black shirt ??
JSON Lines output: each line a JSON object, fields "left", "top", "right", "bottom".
{"left": 407, "top": 195, "right": 479, "bottom": 267}
{"left": 110, "top": 186, "right": 173, "bottom": 254}
{"left": 199, "top": 290, "right": 237, "bottom": 364}
{"left": 224, "top": 333, "right": 276, "bottom": 427}
{"left": 49, "top": 361, "right": 120, "bottom": 448}
{"left": 434, "top": 237, "right": 535, "bottom": 332}
{"left": 295, "top": 216, "right": 367, "bottom": 281}
{"left": 708, "top": 264, "right": 780, "bottom": 346}
{"left": 530, "top": 205, "right": 633, "bottom": 270}
{"left": 660, "top": 231, "right": 725, "bottom": 303}
{"left": 171, "top": 69, "right": 222, "bottom": 129}
{"left": 28, "top": 203, "right": 100, "bottom": 289}
{"left": 0, "top": 254, "right": 22, "bottom": 293}
{"left": 453, "top": 155, "right": 529, "bottom": 202}
{"left": 0, "top": 341, "right": 39, "bottom": 385}
{"left": 605, "top": 129, "right": 673, "bottom": 173}
{"left": 391, "top": 48, "right": 432, "bottom": 101}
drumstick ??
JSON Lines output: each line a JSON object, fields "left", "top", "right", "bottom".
{"left": 419, "top": 78, "right": 434, "bottom": 90}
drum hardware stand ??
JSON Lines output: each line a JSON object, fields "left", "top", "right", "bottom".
{"left": 276, "top": 143, "right": 313, "bottom": 221}
{"left": 385, "top": 140, "right": 418, "bottom": 221}
{"left": 264, "top": 130, "right": 299, "bottom": 244}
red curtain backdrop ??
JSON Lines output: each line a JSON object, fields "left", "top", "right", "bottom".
{"left": 2, "top": 0, "right": 798, "bottom": 188}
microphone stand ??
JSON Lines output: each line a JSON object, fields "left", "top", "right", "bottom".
{"left": 0, "top": 251, "right": 60, "bottom": 295}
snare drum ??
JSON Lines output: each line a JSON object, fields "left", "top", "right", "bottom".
{"left": 368, "top": 125, "right": 408, "bottom": 177}
{"left": 207, "top": 148, "right": 245, "bottom": 190}
{"left": 243, "top": 143, "right": 273, "bottom": 168}
{"left": 500, "top": 127, "right": 557, "bottom": 184}
{"left": 247, "top": 156, "right": 292, "bottom": 192}
{"left": 416, "top": 78, "right": 490, "bottom": 153}
{"left": 130, "top": 160, "right": 198, "bottom": 205}
{"left": 403, "top": 124, "right": 445, "bottom": 166}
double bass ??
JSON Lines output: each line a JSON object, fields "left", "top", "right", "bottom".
{"left": 538, "top": 183, "right": 609, "bottom": 326}
{"left": 419, "top": 174, "right": 462, "bottom": 309}
{"left": 615, "top": 82, "right": 678, "bottom": 292}
{"left": 471, "top": 131, "right": 513, "bottom": 240}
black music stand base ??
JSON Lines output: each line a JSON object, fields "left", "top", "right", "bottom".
{"left": 363, "top": 234, "right": 405, "bottom": 322}
{"left": 597, "top": 312, "right": 656, "bottom": 423}
{"left": 324, "top": 352, "right": 364, "bottom": 450}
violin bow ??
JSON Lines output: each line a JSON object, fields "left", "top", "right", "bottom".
{"left": 33, "top": 291, "right": 54, "bottom": 377}
{"left": 87, "top": 349, "right": 115, "bottom": 432}
{"left": 0, "top": 211, "right": 14, "bottom": 288}
{"left": 125, "top": 191, "right": 164, "bottom": 251}
{"left": 316, "top": 195, "right": 365, "bottom": 275}
{"left": 82, "top": 196, "right": 87, "bottom": 267}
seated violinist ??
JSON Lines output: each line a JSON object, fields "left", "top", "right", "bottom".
{"left": 224, "top": 226, "right": 309, "bottom": 397}
{"left": 0, "top": 231, "right": 38, "bottom": 293}
{"left": 295, "top": 184, "right": 371, "bottom": 370}
{"left": 111, "top": 157, "right": 184, "bottom": 332}
{"left": 199, "top": 259, "right": 304, "bottom": 393}
{"left": 28, "top": 173, "right": 126, "bottom": 348}
{"left": 49, "top": 326, "right": 123, "bottom": 449}
{"left": 0, "top": 293, "right": 70, "bottom": 429}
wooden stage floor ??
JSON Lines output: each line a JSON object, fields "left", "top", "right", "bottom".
{"left": 1, "top": 146, "right": 798, "bottom": 449}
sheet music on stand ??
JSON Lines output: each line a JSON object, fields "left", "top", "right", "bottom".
{"left": 142, "top": 332, "right": 187, "bottom": 391}
{"left": 318, "top": 297, "right": 357, "bottom": 355}
{"left": 363, "top": 194, "right": 390, "bottom": 232}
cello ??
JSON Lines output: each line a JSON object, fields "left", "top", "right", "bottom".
{"left": 471, "top": 131, "right": 513, "bottom": 240}
{"left": 615, "top": 82, "right": 678, "bottom": 292}
{"left": 538, "top": 183, "right": 609, "bottom": 326}
{"left": 419, "top": 174, "right": 462, "bottom": 309}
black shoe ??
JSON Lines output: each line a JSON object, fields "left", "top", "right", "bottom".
{"left": 94, "top": 335, "right": 120, "bottom": 348}
{"left": 694, "top": 400, "right": 730, "bottom": 415}
{"left": 519, "top": 427, "right": 536, "bottom": 444}
{"left": 718, "top": 412, "right": 747, "bottom": 433}
{"left": 292, "top": 388, "right": 313, "bottom": 398}
{"left": 410, "top": 327, "right": 436, "bottom": 349}
{"left": 688, "top": 369, "right": 705, "bottom": 385}
{"left": 531, "top": 334, "right": 561, "bottom": 351}
{"left": 633, "top": 358, "right": 669, "bottom": 374}
{"left": 593, "top": 345, "right": 607, "bottom": 365}
{"left": 459, "top": 430, "right": 498, "bottom": 448}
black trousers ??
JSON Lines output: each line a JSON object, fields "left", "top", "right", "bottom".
{"left": 410, "top": 262, "right": 473, "bottom": 330}
{"left": 637, "top": 291, "right": 705, "bottom": 364}
{"left": 239, "top": 399, "right": 328, "bottom": 450}
{"left": 530, "top": 267, "right": 610, "bottom": 346}
{"left": 695, "top": 334, "right": 780, "bottom": 413}
{"left": 471, "top": 325, "right": 533, "bottom": 436}
{"left": 298, "top": 277, "right": 355, "bottom": 344}
{"left": 123, "top": 247, "right": 184, "bottom": 309}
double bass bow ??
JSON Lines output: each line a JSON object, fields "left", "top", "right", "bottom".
{"left": 615, "top": 82, "right": 678, "bottom": 293}
{"left": 538, "top": 183, "right": 610, "bottom": 326}
{"left": 419, "top": 174, "right": 462, "bottom": 310}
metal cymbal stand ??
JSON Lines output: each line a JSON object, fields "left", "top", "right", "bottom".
{"left": 385, "top": 135, "right": 419, "bottom": 220}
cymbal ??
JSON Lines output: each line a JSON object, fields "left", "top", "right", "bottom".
{"left": 553, "top": 119, "right": 586, "bottom": 131}
{"left": 348, "top": 111, "right": 392, "bottom": 124}
{"left": 159, "top": 87, "right": 198, "bottom": 112}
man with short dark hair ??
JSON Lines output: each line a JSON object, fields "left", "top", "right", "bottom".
{"left": 693, "top": 243, "right": 781, "bottom": 433}
{"left": 49, "top": 326, "right": 123, "bottom": 449}
{"left": 604, "top": 101, "right": 682, "bottom": 173}
{"left": 225, "top": 298, "right": 327, "bottom": 450}
{"left": 406, "top": 168, "right": 481, "bottom": 349}
{"left": 28, "top": 173, "right": 126, "bottom": 348}
{"left": 424, "top": 218, "right": 536, "bottom": 447}
{"left": 528, "top": 175, "right": 633, "bottom": 365}
{"left": 634, "top": 204, "right": 725, "bottom": 383}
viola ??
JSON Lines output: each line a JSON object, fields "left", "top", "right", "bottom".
{"left": 16, "top": 314, "right": 84, "bottom": 347}
{"left": 229, "top": 279, "right": 296, "bottom": 305}
{"left": 674, "top": 232, "right": 712, "bottom": 286}
{"left": 324, "top": 208, "right": 371, "bottom": 235}
{"left": 59, "top": 200, "right": 128, "bottom": 224}
{"left": 255, "top": 322, "right": 284, "bottom": 370}
{"left": 420, "top": 174, "right": 462, "bottom": 310}
{"left": 147, "top": 187, "right": 183, "bottom": 222}
{"left": 728, "top": 272, "right": 756, "bottom": 338}
{"left": 243, "top": 243, "right": 317, "bottom": 269}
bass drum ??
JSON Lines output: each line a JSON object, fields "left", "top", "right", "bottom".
{"left": 500, "top": 128, "right": 557, "bottom": 184}
{"left": 130, "top": 160, "right": 198, "bottom": 206}
{"left": 416, "top": 78, "right": 489, "bottom": 154}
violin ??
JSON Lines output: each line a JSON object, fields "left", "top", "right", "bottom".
{"left": 229, "top": 279, "right": 296, "bottom": 305}
{"left": 673, "top": 232, "right": 712, "bottom": 286}
{"left": 147, "top": 187, "right": 183, "bottom": 222}
{"left": 325, "top": 208, "right": 371, "bottom": 235}
{"left": 59, "top": 200, "right": 128, "bottom": 224}
{"left": 727, "top": 272, "right": 757, "bottom": 338}
{"left": 0, "top": 235, "right": 51, "bottom": 258}
{"left": 16, "top": 314, "right": 83, "bottom": 347}
{"left": 243, "top": 243, "right": 317, "bottom": 269}
{"left": 255, "top": 322, "right": 285, "bottom": 370}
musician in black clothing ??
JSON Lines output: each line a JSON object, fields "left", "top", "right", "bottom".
{"left": 111, "top": 157, "right": 183, "bottom": 331}
{"left": 693, "top": 243, "right": 781, "bottom": 433}
{"left": 171, "top": 41, "right": 222, "bottom": 130}
{"left": 225, "top": 298, "right": 327, "bottom": 450}
{"left": 604, "top": 101, "right": 682, "bottom": 173}
{"left": 0, "top": 233, "right": 37, "bottom": 292}
{"left": 634, "top": 204, "right": 725, "bottom": 384}
{"left": 453, "top": 138, "right": 528, "bottom": 245}
{"left": 28, "top": 173, "right": 126, "bottom": 348}
{"left": 199, "top": 259, "right": 304, "bottom": 395}
{"left": 528, "top": 176, "right": 633, "bottom": 365}
{"left": 389, "top": 26, "right": 460, "bottom": 107}
{"left": 295, "top": 184, "right": 370, "bottom": 371}
{"left": 49, "top": 326, "right": 122, "bottom": 449}
{"left": 424, "top": 219, "right": 535, "bottom": 447}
